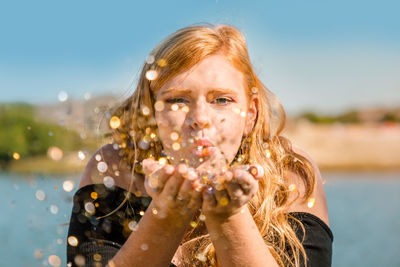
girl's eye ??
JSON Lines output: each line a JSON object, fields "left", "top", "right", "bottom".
{"left": 165, "top": 98, "right": 187, "bottom": 104}
{"left": 214, "top": 97, "right": 233, "bottom": 105}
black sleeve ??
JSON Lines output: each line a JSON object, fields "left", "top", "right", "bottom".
{"left": 66, "top": 184, "right": 152, "bottom": 267}
{"left": 288, "top": 212, "right": 334, "bottom": 267}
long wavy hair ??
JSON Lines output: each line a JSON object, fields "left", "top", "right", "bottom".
{"left": 110, "top": 24, "right": 316, "bottom": 267}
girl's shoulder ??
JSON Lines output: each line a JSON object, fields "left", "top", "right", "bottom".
{"left": 78, "top": 144, "right": 146, "bottom": 195}
{"left": 285, "top": 145, "right": 330, "bottom": 227}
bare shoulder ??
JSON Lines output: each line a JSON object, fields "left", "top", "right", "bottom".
{"left": 285, "top": 145, "right": 330, "bottom": 226}
{"left": 78, "top": 144, "right": 139, "bottom": 192}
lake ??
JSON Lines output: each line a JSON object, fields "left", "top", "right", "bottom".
{"left": 1, "top": 171, "right": 399, "bottom": 267}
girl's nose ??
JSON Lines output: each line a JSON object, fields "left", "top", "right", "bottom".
{"left": 189, "top": 99, "right": 211, "bottom": 129}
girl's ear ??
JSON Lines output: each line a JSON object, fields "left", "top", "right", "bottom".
{"left": 243, "top": 94, "right": 258, "bottom": 136}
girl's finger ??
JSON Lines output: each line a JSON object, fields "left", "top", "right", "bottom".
{"left": 145, "top": 164, "right": 175, "bottom": 193}
{"left": 225, "top": 182, "right": 243, "bottom": 203}
{"left": 176, "top": 168, "right": 198, "bottom": 203}
{"left": 203, "top": 186, "right": 217, "bottom": 207}
{"left": 232, "top": 169, "right": 256, "bottom": 195}
{"left": 162, "top": 164, "right": 187, "bottom": 199}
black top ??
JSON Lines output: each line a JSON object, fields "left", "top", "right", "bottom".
{"left": 67, "top": 184, "right": 333, "bottom": 267}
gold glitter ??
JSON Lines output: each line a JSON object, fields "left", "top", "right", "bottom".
{"left": 48, "top": 255, "right": 61, "bottom": 267}
{"left": 128, "top": 220, "right": 139, "bottom": 231}
{"left": 170, "top": 131, "right": 179, "bottom": 141}
{"left": 251, "top": 87, "right": 258, "bottom": 94}
{"left": 199, "top": 158, "right": 204, "bottom": 162}
{"left": 145, "top": 70, "right": 158, "bottom": 81}
{"left": 233, "top": 107, "right": 240, "bottom": 114}
{"left": 196, "top": 253, "right": 207, "bottom": 262}
{"left": 265, "top": 149, "right": 271, "bottom": 158}
{"left": 68, "top": 236, "right": 79, "bottom": 247}
{"left": 78, "top": 151, "right": 85, "bottom": 160}
{"left": 307, "top": 197, "right": 316, "bottom": 208}
{"left": 240, "top": 111, "right": 246, "bottom": 117}
{"left": 109, "top": 116, "right": 121, "bottom": 129}
{"left": 182, "top": 105, "right": 189, "bottom": 113}
{"left": 139, "top": 210, "right": 145, "bottom": 216}
{"left": 90, "top": 192, "right": 98, "bottom": 200}
{"left": 157, "top": 58, "right": 167, "bottom": 67}
{"left": 219, "top": 197, "right": 229, "bottom": 206}
{"left": 199, "top": 214, "right": 206, "bottom": 221}
{"left": 142, "top": 106, "right": 150, "bottom": 116}
{"left": 95, "top": 154, "right": 101, "bottom": 161}
{"left": 95, "top": 203, "right": 99, "bottom": 207}
{"left": 13, "top": 152, "right": 20, "bottom": 160}
{"left": 152, "top": 208, "right": 158, "bottom": 215}
{"left": 47, "top": 146, "right": 63, "bottom": 161}
{"left": 171, "top": 104, "right": 179, "bottom": 111}
{"left": 93, "top": 253, "right": 102, "bottom": 262}
{"left": 63, "top": 180, "right": 74, "bottom": 192}
{"left": 190, "top": 221, "right": 198, "bottom": 228}
{"left": 288, "top": 184, "right": 297, "bottom": 192}
{"left": 84, "top": 202, "right": 95, "bottom": 215}
{"left": 150, "top": 132, "right": 157, "bottom": 139}
{"left": 154, "top": 101, "right": 165, "bottom": 111}
{"left": 158, "top": 157, "right": 167, "bottom": 165}
{"left": 172, "top": 142, "right": 181, "bottom": 151}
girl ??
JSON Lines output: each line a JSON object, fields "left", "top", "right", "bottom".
{"left": 67, "top": 24, "right": 333, "bottom": 267}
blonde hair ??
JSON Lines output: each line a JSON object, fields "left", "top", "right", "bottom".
{"left": 111, "top": 24, "right": 316, "bottom": 267}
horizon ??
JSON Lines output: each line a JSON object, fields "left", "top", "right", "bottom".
{"left": 1, "top": 0, "right": 399, "bottom": 115}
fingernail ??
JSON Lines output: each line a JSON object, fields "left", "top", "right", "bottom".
{"left": 249, "top": 165, "right": 264, "bottom": 179}
{"left": 177, "top": 164, "right": 188, "bottom": 174}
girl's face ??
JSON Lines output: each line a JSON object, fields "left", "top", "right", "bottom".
{"left": 154, "top": 54, "right": 257, "bottom": 167}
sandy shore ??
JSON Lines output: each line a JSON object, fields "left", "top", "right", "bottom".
{"left": 283, "top": 121, "right": 400, "bottom": 171}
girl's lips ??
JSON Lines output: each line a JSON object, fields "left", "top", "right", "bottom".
{"left": 194, "top": 139, "right": 214, "bottom": 147}
{"left": 191, "top": 139, "right": 216, "bottom": 157}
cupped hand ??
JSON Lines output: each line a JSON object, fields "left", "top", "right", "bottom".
{"left": 201, "top": 165, "right": 263, "bottom": 220}
{"left": 142, "top": 158, "right": 203, "bottom": 219}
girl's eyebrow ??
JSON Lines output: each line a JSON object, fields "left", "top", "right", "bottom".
{"left": 160, "top": 87, "right": 239, "bottom": 96}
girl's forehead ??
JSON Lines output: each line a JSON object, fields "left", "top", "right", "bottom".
{"left": 157, "top": 55, "right": 247, "bottom": 96}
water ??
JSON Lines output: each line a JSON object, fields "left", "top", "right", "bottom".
{"left": 0, "top": 172, "right": 399, "bottom": 267}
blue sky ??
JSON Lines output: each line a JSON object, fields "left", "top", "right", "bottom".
{"left": 0, "top": 0, "right": 399, "bottom": 115}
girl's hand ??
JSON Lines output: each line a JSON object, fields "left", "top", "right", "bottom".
{"left": 142, "top": 159, "right": 203, "bottom": 219}
{"left": 201, "top": 164, "right": 264, "bottom": 220}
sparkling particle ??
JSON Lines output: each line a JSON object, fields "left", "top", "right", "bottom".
{"left": 34, "top": 249, "right": 43, "bottom": 259}
{"left": 251, "top": 87, "right": 258, "bottom": 94}
{"left": 48, "top": 255, "right": 61, "bottom": 267}
{"left": 128, "top": 220, "right": 139, "bottom": 231}
{"left": 145, "top": 55, "right": 155, "bottom": 64}
{"left": 74, "top": 255, "right": 85, "bottom": 267}
{"left": 307, "top": 198, "right": 316, "bottom": 208}
{"left": 109, "top": 116, "right": 121, "bottom": 129}
{"left": 157, "top": 58, "right": 167, "bottom": 67}
{"left": 97, "top": 162, "right": 108, "bottom": 173}
{"left": 152, "top": 208, "right": 158, "bottom": 215}
{"left": 58, "top": 91, "right": 68, "bottom": 102}
{"left": 63, "top": 180, "right": 74, "bottom": 192}
{"left": 190, "top": 221, "right": 198, "bottom": 228}
{"left": 68, "top": 236, "right": 79, "bottom": 247}
{"left": 36, "top": 190, "right": 46, "bottom": 201}
{"left": 240, "top": 111, "right": 246, "bottom": 117}
{"left": 84, "top": 202, "right": 96, "bottom": 215}
{"left": 103, "top": 176, "right": 115, "bottom": 188}
{"left": 83, "top": 92, "right": 91, "bottom": 100}
{"left": 138, "top": 139, "right": 150, "bottom": 150}
{"left": 288, "top": 184, "right": 297, "bottom": 192}
{"left": 219, "top": 197, "right": 229, "bottom": 206}
{"left": 13, "top": 152, "right": 20, "bottom": 160}
{"left": 140, "top": 243, "right": 149, "bottom": 251}
{"left": 199, "top": 214, "right": 206, "bottom": 221}
{"left": 233, "top": 107, "right": 240, "bottom": 114}
{"left": 78, "top": 151, "right": 86, "bottom": 160}
{"left": 139, "top": 211, "right": 145, "bottom": 216}
{"left": 50, "top": 205, "right": 59, "bottom": 214}
{"left": 90, "top": 192, "right": 98, "bottom": 200}
{"left": 142, "top": 106, "right": 150, "bottom": 116}
{"left": 172, "top": 142, "right": 181, "bottom": 151}
{"left": 93, "top": 253, "right": 102, "bottom": 262}
{"left": 265, "top": 149, "right": 271, "bottom": 158}
{"left": 171, "top": 104, "right": 179, "bottom": 111}
{"left": 150, "top": 132, "right": 157, "bottom": 139}
{"left": 145, "top": 70, "right": 158, "bottom": 81}
{"left": 170, "top": 131, "right": 179, "bottom": 141}
{"left": 47, "top": 146, "right": 63, "bottom": 161}
{"left": 154, "top": 101, "right": 165, "bottom": 111}
{"left": 158, "top": 157, "right": 167, "bottom": 165}
{"left": 95, "top": 154, "right": 101, "bottom": 161}
{"left": 182, "top": 105, "right": 190, "bottom": 113}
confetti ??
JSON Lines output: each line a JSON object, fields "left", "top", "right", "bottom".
{"left": 48, "top": 255, "right": 61, "bottom": 267}
{"left": 84, "top": 202, "right": 95, "bottom": 215}
{"left": 90, "top": 192, "right": 98, "bottom": 200}
{"left": 109, "top": 116, "right": 121, "bottom": 129}
{"left": 145, "top": 70, "right": 158, "bottom": 81}
{"left": 171, "top": 104, "right": 179, "bottom": 111}
{"left": 146, "top": 55, "right": 155, "bottom": 64}
{"left": 288, "top": 184, "right": 297, "bottom": 192}
{"left": 50, "top": 205, "right": 59, "bottom": 214}
{"left": 307, "top": 197, "right": 316, "bottom": 208}
{"left": 47, "top": 146, "right": 63, "bottom": 161}
{"left": 142, "top": 106, "right": 150, "bottom": 116}
{"left": 140, "top": 243, "right": 149, "bottom": 251}
{"left": 36, "top": 190, "right": 46, "bottom": 201}
{"left": 74, "top": 255, "right": 85, "bottom": 267}
{"left": 170, "top": 131, "right": 179, "bottom": 141}
{"left": 68, "top": 236, "right": 79, "bottom": 247}
{"left": 13, "top": 152, "right": 20, "bottom": 160}
{"left": 95, "top": 154, "right": 101, "bottom": 161}
{"left": 128, "top": 220, "right": 139, "bottom": 231}
{"left": 157, "top": 58, "right": 167, "bottom": 67}
{"left": 58, "top": 91, "right": 68, "bottom": 102}
{"left": 219, "top": 197, "right": 229, "bottom": 206}
{"left": 97, "top": 162, "right": 108, "bottom": 173}
{"left": 78, "top": 151, "right": 86, "bottom": 160}
{"left": 172, "top": 142, "right": 181, "bottom": 151}
{"left": 103, "top": 176, "right": 115, "bottom": 188}
{"left": 154, "top": 101, "right": 165, "bottom": 111}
